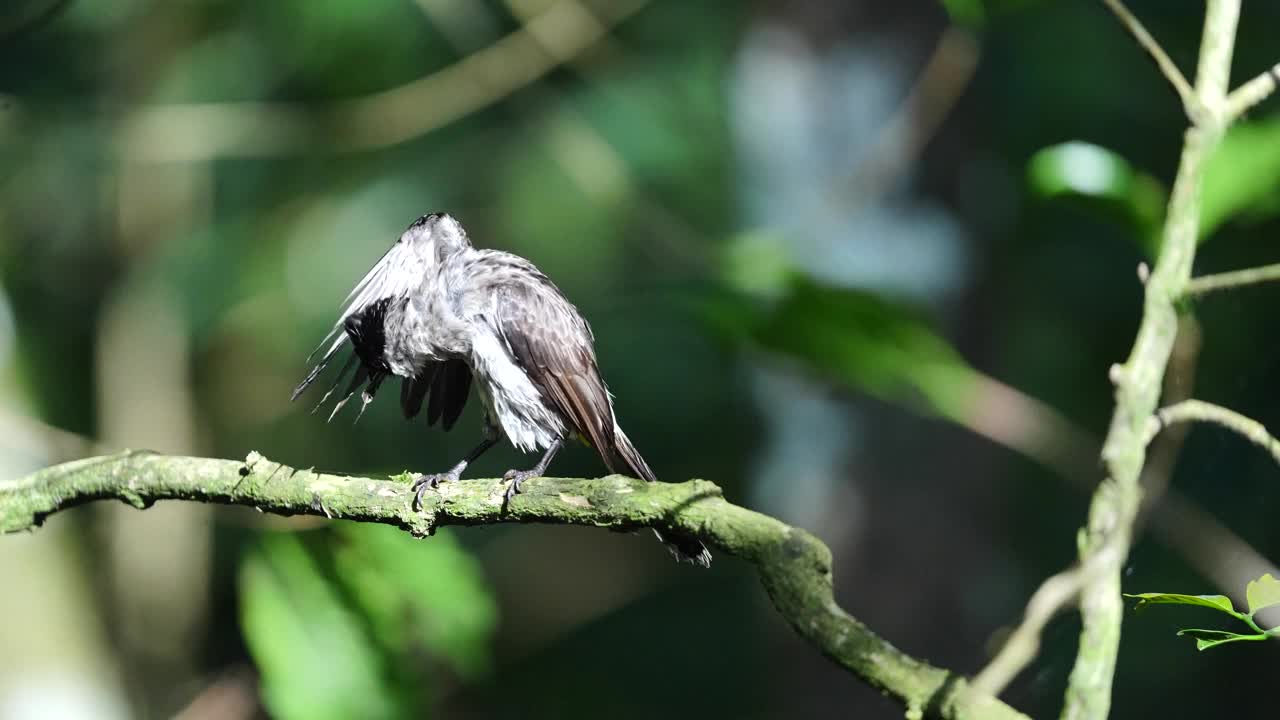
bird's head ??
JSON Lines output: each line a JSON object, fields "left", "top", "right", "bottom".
{"left": 403, "top": 212, "right": 473, "bottom": 261}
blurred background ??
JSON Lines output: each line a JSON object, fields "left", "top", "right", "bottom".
{"left": 2, "top": 0, "right": 1279, "bottom": 717}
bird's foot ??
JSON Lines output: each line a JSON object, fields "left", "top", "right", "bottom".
{"left": 501, "top": 468, "right": 541, "bottom": 505}
{"left": 411, "top": 470, "right": 461, "bottom": 511}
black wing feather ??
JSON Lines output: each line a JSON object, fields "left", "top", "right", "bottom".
{"left": 440, "top": 361, "right": 472, "bottom": 431}
{"left": 293, "top": 342, "right": 348, "bottom": 402}
{"left": 304, "top": 350, "right": 358, "bottom": 412}
{"left": 400, "top": 364, "right": 437, "bottom": 419}
{"left": 426, "top": 359, "right": 472, "bottom": 431}
{"left": 326, "top": 365, "right": 369, "bottom": 422}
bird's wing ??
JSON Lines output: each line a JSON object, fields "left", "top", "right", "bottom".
{"left": 308, "top": 238, "right": 430, "bottom": 367}
{"left": 426, "top": 359, "right": 472, "bottom": 431}
{"left": 400, "top": 365, "right": 436, "bottom": 419}
{"left": 495, "top": 282, "right": 619, "bottom": 466}
{"left": 292, "top": 236, "right": 429, "bottom": 418}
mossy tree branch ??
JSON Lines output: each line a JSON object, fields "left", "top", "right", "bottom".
{"left": 0, "top": 450, "right": 1027, "bottom": 720}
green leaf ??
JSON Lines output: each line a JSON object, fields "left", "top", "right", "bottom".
{"left": 746, "top": 275, "right": 980, "bottom": 421}
{"left": 240, "top": 534, "right": 399, "bottom": 720}
{"left": 720, "top": 231, "right": 792, "bottom": 299}
{"left": 940, "top": 0, "right": 985, "bottom": 27}
{"left": 939, "top": 0, "right": 1043, "bottom": 26}
{"left": 240, "top": 527, "right": 496, "bottom": 720}
{"left": 332, "top": 524, "right": 497, "bottom": 680}
{"left": 1245, "top": 573, "right": 1280, "bottom": 616}
{"left": 1201, "top": 120, "right": 1280, "bottom": 240}
{"left": 1176, "top": 628, "right": 1267, "bottom": 651}
{"left": 1027, "top": 141, "right": 1165, "bottom": 256}
{"left": 1123, "top": 592, "right": 1238, "bottom": 615}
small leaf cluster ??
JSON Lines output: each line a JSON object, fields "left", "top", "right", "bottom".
{"left": 1125, "top": 574, "right": 1280, "bottom": 651}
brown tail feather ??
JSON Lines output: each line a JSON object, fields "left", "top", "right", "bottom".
{"left": 611, "top": 428, "right": 712, "bottom": 568}
{"left": 611, "top": 427, "right": 656, "bottom": 482}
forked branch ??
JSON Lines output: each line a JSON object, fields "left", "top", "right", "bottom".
{"left": 1100, "top": 0, "right": 1201, "bottom": 118}
{"left": 1061, "top": 2, "right": 1242, "bottom": 719}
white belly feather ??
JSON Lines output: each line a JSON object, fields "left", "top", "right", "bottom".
{"left": 469, "top": 330, "right": 564, "bottom": 452}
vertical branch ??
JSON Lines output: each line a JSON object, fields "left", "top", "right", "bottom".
{"left": 1061, "top": 3, "right": 1240, "bottom": 719}
{"left": 1192, "top": 0, "right": 1239, "bottom": 112}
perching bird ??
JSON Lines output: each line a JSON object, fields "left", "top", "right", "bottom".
{"left": 293, "top": 212, "right": 711, "bottom": 567}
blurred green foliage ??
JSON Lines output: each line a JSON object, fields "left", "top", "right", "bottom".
{"left": 1028, "top": 141, "right": 1166, "bottom": 256}
{"left": 1201, "top": 120, "right": 1280, "bottom": 239}
{"left": 940, "top": 0, "right": 1043, "bottom": 29}
{"left": 706, "top": 269, "right": 977, "bottom": 423}
{"left": 242, "top": 533, "right": 401, "bottom": 720}
{"left": 1027, "top": 123, "right": 1280, "bottom": 258}
{"left": 242, "top": 526, "right": 495, "bottom": 719}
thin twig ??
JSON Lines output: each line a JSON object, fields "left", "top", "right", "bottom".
{"left": 0, "top": 0, "right": 73, "bottom": 42}
{"left": 414, "top": 0, "right": 713, "bottom": 271}
{"left": 1148, "top": 399, "right": 1280, "bottom": 465}
{"left": 0, "top": 451, "right": 1029, "bottom": 720}
{"left": 1184, "top": 262, "right": 1280, "bottom": 297}
{"left": 1141, "top": 390, "right": 1280, "bottom": 610}
{"left": 971, "top": 530, "right": 1135, "bottom": 701}
{"left": 103, "top": 0, "right": 648, "bottom": 162}
{"left": 832, "top": 26, "right": 982, "bottom": 210}
{"left": 497, "top": 0, "right": 715, "bottom": 269}
{"left": 972, "top": 566, "right": 1088, "bottom": 696}
{"left": 1224, "top": 62, "right": 1280, "bottom": 121}
{"left": 1100, "top": 0, "right": 1201, "bottom": 119}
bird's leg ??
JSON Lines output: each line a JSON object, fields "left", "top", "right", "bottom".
{"left": 502, "top": 438, "right": 563, "bottom": 504}
{"left": 412, "top": 423, "right": 499, "bottom": 511}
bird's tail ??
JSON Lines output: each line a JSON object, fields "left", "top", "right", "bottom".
{"left": 611, "top": 427, "right": 712, "bottom": 568}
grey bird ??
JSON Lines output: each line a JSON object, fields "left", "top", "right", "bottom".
{"left": 292, "top": 212, "right": 711, "bottom": 567}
